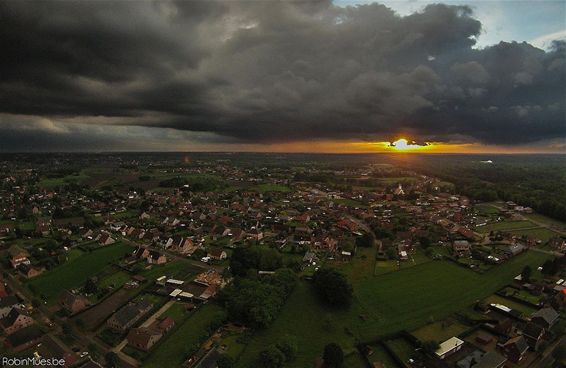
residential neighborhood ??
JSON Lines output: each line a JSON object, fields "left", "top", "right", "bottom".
{"left": 0, "top": 153, "right": 564, "bottom": 368}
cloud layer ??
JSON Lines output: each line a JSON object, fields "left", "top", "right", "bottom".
{"left": 0, "top": 0, "right": 564, "bottom": 149}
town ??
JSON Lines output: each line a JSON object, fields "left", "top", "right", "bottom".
{"left": 0, "top": 153, "right": 563, "bottom": 368}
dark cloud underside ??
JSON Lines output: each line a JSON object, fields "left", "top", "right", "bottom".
{"left": 0, "top": 0, "right": 564, "bottom": 148}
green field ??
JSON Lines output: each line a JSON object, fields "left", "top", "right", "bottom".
{"left": 525, "top": 213, "right": 566, "bottom": 229}
{"left": 252, "top": 183, "right": 291, "bottom": 193}
{"left": 26, "top": 243, "right": 132, "bottom": 302}
{"left": 411, "top": 318, "right": 469, "bottom": 342}
{"left": 503, "top": 227, "right": 560, "bottom": 242}
{"left": 477, "top": 220, "right": 535, "bottom": 233}
{"left": 234, "top": 250, "right": 551, "bottom": 367}
{"left": 143, "top": 304, "right": 226, "bottom": 368}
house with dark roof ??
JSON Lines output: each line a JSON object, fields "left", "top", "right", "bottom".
{"left": 106, "top": 300, "right": 153, "bottom": 332}
{"left": 474, "top": 351, "right": 507, "bottom": 368}
{"left": 5, "top": 325, "right": 43, "bottom": 352}
{"left": 0, "top": 296, "right": 20, "bottom": 318}
{"left": 501, "top": 335, "right": 528, "bottom": 363}
{"left": 126, "top": 327, "right": 162, "bottom": 351}
{"left": 522, "top": 322, "right": 545, "bottom": 351}
{"left": 531, "top": 307, "right": 559, "bottom": 329}
{"left": 0, "top": 308, "right": 34, "bottom": 335}
{"left": 59, "top": 290, "right": 89, "bottom": 315}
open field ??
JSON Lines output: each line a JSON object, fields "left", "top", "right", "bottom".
{"left": 477, "top": 220, "right": 536, "bottom": 233}
{"left": 143, "top": 303, "right": 226, "bottom": 368}
{"left": 234, "top": 250, "right": 551, "bottom": 367}
{"left": 252, "top": 183, "right": 291, "bottom": 193}
{"left": 26, "top": 243, "right": 132, "bottom": 302}
{"left": 411, "top": 318, "right": 470, "bottom": 342}
{"left": 503, "top": 227, "right": 560, "bottom": 242}
{"left": 524, "top": 213, "right": 566, "bottom": 230}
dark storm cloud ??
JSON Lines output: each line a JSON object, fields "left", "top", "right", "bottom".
{"left": 0, "top": 0, "right": 564, "bottom": 147}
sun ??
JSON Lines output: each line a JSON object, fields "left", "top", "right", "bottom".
{"left": 388, "top": 138, "right": 430, "bottom": 151}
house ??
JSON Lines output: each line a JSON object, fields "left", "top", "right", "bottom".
{"left": 453, "top": 240, "right": 471, "bottom": 256}
{"left": 522, "top": 322, "right": 545, "bottom": 351}
{"left": 501, "top": 335, "right": 528, "bottom": 363}
{"left": 106, "top": 300, "right": 153, "bottom": 332}
{"left": 8, "top": 245, "right": 30, "bottom": 269}
{"left": 207, "top": 248, "right": 227, "bottom": 261}
{"left": 147, "top": 250, "right": 167, "bottom": 264}
{"left": 0, "top": 308, "right": 34, "bottom": 335}
{"left": 17, "top": 263, "right": 45, "bottom": 279}
{"left": 0, "top": 296, "right": 20, "bottom": 318}
{"left": 531, "top": 307, "right": 559, "bottom": 329}
{"left": 157, "top": 317, "right": 175, "bottom": 333}
{"left": 126, "top": 327, "right": 162, "bottom": 351}
{"left": 456, "top": 350, "right": 507, "bottom": 368}
{"left": 435, "top": 337, "right": 464, "bottom": 359}
{"left": 4, "top": 325, "right": 43, "bottom": 352}
{"left": 97, "top": 232, "right": 115, "bottom": 246}
{"left": 59, "top": 290, "right": 89, "bottom": 315}
{"left": 473, "top": 352, "right": 507, "bottom": 368}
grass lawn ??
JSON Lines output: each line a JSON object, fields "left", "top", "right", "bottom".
{"left": 475, "top": 203, "right": 500, "bottom": 215}
{"left": 234, "top": 250, "right": 551, "bottom": 367}
{"left": 99, "top": 270, "right": 131, "bottom": 289}
{"left": 140, "top": 259, "right": 201, "bottom": 281}
{"left": 160, "top": 302, "right": 190, "bottom": 323}
{"left": 411, "top": 318, "right": 470, "bottom": 343}
{"left": 503, "top": 227, "right": 561, "bottom": 243}
{"left": 385, "top": 338, "right": 416, "bottom": 363}
{"left": 367, "top": 344, "right": 401, "bottom": 368}
{"left": 477, "top": 220, "right": 536, "bottom": 233}
{"left": 374, "top": 249, "right": 431, "bottom": 276}
{"left": 483, "top": 295, "right": 537, "bottom": 316}
{"left": 26, "top": 243, "right": 132, "bottom": 302}
{"left": 524, "top": 213, "right": 566, "bottom": 230}
{"left": 252, "top": 184, "right": 291, "bottom": 193}
{"left": 143, "top": 304, "right": 226, "bottom": 368}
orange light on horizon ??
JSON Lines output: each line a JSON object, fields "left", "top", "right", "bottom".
{"left": 388, "top": 138, "right": 431, "bottom": 151}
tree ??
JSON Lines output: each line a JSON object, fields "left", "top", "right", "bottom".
{"left": 105, "top": 352, "right": 119, "bottom": 368}
{"left": 84, "top": 278, "right": 98, "bottom": 294}
{"left": 356, "top": 232, "right": 375, "bottom": 248}
{"left": 421, "top": 340, "right": 440, "bottom": 354}
{"left": 418, "top": 235, "right": 432, "bottom": 249}
{"left": 313, "top": 268, "right": 353, "bottom": 308}
{"left": 521, "top": 265, "right": 532, "bottom": 282}
{"left": 259, "top": 346, "right": 286, "bottom": 368}
{"left": 217, "top": 355, "right": 234, "bottom": 368}
{"left": 552, "top": 341, "right": 566, "bottom": 361}
{"left": 276, "top": 335, "right": 298, "bottom": 362}
{"left": 322, "top": 343, "right": 344, "bottom": 368}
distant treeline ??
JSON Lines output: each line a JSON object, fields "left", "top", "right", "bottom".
{"left": 405, "top": 155, "right": 566, "bottom": 222}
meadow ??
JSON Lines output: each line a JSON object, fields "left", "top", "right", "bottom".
{"left": 234, "top": 250, "right": 551, "bottom": 367}
{"left": 26, "top": 243, "right": 132, "bottom": 302}
{"left": 143, "top": 303, "right": 226, "bottom": 368}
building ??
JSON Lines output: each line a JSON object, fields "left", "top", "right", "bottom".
{"left": 522, "top": 322, "right": 545, "bottom": 351}
{"left": 531, "top": 307, "right": 559, "bottom": 329}
{"left": 0, "top": 296, "right": 20, "bottom": 318}
{"left": 126, "top": 327, "right": 162, "bottom": 351}
{"left": 59, "top": 290, "right": 89, "bottom": 315}
{"left": 501, "top": 336, "right": 528, "bottom": 363}
{"left": 0, "top": 308, "right": 34, "bottom": 335}
{"left": 435, "top": 337, "right": 464, "bottom": 359}
{"left": 207, "top": 248, "right": 227, "bottom": 261}
{"left": 8, "top": 245, "right": 30, "bottom": 269}
{"left": 106, "top": 300, "right": 153, "bottom": 332}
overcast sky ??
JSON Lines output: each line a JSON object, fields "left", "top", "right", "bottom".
{"left": 0, "top": 0, "right": 564, "bottom": 152}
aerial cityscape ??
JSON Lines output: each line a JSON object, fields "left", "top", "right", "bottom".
{"left": 0, "top": 1, "right": 564, "bottom": 368}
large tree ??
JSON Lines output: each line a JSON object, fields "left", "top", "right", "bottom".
{"left": 322, "top": 343, "right": 344, "bottom": 368}
{"left": 312, "top": 268, "right": 353, "bottom": 307}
